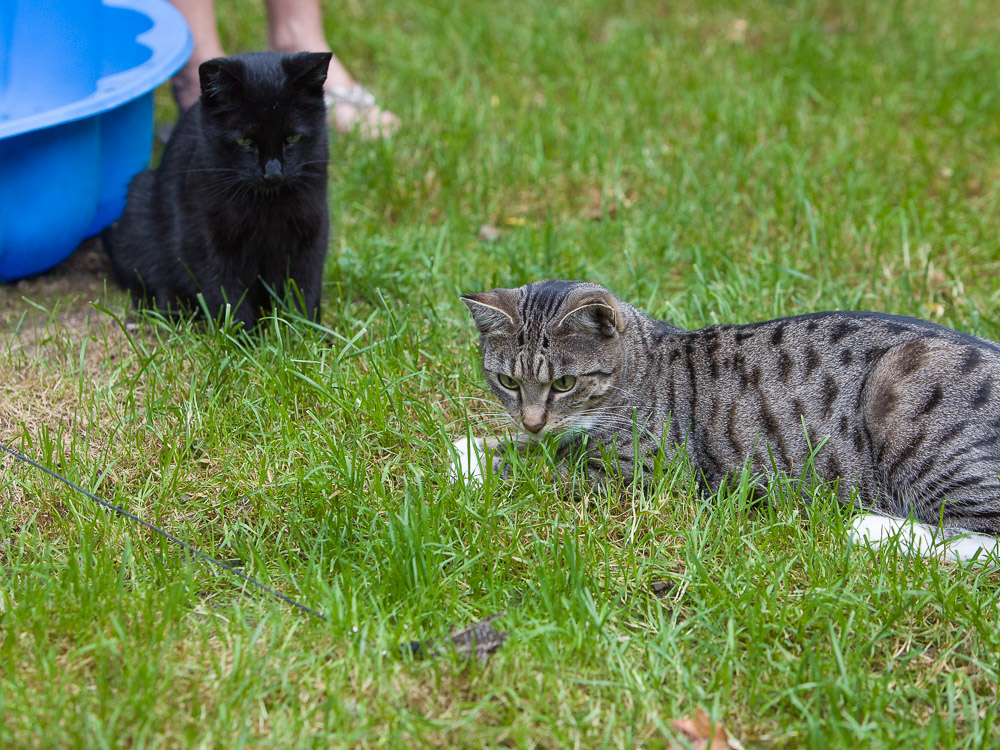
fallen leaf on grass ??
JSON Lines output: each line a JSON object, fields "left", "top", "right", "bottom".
{"left": 671, "top": 709, "right": 744, "bottom": 750}
{"left": 582, "top": 188, "right": 636, "bottom": 222}
{"left": 650, "top": 580, "right": 675, "bottom": 598}
{"left": 477, "top": 224, "right": 500, "bottom": 242}
{"left": 584, "top": 197, "right": 618, "bottom": 222}
{"left": 0, "top": 587, "right": 16, "bottom": 614}
{"left": 726, "top": 19, "right": 748, "bottom": 44}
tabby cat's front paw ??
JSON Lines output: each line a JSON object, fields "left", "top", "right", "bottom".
{"left": 850, "top": 514, "right": 999, "bottom": 564}
{"left": 449, "top": 436, "right": 487, "bottom": 487}
{"left": 850, "top": 515, "right": 938, "bottom": 557}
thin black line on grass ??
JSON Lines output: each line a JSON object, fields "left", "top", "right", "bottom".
{"left": 0, "top": 441, "right": 327, "bottom": 623}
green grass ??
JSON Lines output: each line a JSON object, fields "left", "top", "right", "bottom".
{"left": 3, "top": 0, "right": 1000, "bottom": 746}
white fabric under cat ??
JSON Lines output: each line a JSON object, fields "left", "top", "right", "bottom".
{"left": 450, "top": 436, "right": 486, "bottom": 487}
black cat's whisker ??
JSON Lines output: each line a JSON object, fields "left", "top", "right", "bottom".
{"left": 195, "top": 177, "right": 252, "bottom": 196}
{"left": 158, "top": 168, "right": 243, "bottom": 175}
{"left": 216, "top": 181, "right": 259, "bottom": 212}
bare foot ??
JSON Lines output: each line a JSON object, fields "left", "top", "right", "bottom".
{"left": 171, "top": 69, "right": 204, "bottom": 112}
{"left": 169, "top": 0, "right": 225, "bottom": 112}
{"left": 325, "top": 82, "right": 400, "bottom": 139}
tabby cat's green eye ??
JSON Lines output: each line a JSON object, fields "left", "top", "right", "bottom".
{"left": 236, "top": 137, "right": 253, "bottom": 147}
{"left": 551, "top": 375, "right": 577, "bottom": 392}
{"left": 497, "top": 373, "right": 519, "bottom": 390}
{"left": 286, "top": 134, "right": 302, "bottom": 144}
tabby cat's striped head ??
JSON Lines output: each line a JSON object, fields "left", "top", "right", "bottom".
{"left": 462, "top": 281, "right": 626, "bottom": 440}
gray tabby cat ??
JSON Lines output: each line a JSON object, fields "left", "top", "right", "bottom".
{"left": 454, "top": 280, "right": 1000, "bottom": 563}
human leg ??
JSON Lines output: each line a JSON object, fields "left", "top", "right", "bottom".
{"left": 169, "top": 0, "right": 226, "bottom": 111}
{"left": 264, "top": 0, "right": 400, "bottom": 137}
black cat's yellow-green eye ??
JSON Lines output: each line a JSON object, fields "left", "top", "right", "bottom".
{"left": 497, "top": 373, "right": 519, "bottom": 390}
{"left": 236, "top": 137, "right": 253, "bottom": 147}
{"left": 286, "top": 134, "right": 302, "bottom": 144}
{"left": 551, "top": 375, "right": 577, "bottom": 392}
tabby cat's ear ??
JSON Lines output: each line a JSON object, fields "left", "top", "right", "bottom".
{"left": 461, "top": 290, "right": 519, "bottom": 334}
{"left": 284, "top": 52, "right": 333, "bottom": 94}
{"left": 556, "top": 293, "right": 621, "bottom": 338}
{"left": 198, "top": 58, "right": 244, "bottom": 105}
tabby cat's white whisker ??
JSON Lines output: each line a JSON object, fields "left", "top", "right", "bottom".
{"left": 444, "top": 396, "right": 505, "bottom": 407}
{"left": 576, "top": 404, "right": 645, "bottom": 416}
{"left": 443, "top": 414, "right": 509, "bottom": 429}
{"left": 563, "top": 416, "right": 655, "bottom": 434}
{"left": 468, "top": 417, "right": 512, "bottom": 426}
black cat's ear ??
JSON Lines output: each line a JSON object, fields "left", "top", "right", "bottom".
{"left": 556, "top": 292, "right": 621, "bottom": 338}
{"left": 461, "top": 289, "right": 519, "bottom": 334}
{"left": 283, "top": 52, "right": 333, "bottom": 95}
{"left": 199, "top": 57, "right": 244, "bottom": 105}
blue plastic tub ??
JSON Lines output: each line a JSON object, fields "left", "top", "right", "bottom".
{"left": 0, "top": 0, "right": 191, "bottom": 281}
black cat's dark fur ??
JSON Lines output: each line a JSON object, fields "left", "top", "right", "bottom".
{"left": 106, "top": 51, "right": 332, "bottom": 331}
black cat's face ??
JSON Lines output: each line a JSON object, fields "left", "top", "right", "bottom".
{"left": 198, "top": 52, "right": 331, "bottom": 192}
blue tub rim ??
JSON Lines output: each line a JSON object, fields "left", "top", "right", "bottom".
{"left": 0, "top": 0, "right": 192, "bottom": 141}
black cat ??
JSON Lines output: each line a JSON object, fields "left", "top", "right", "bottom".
{"left": 106, "top": 51, "right": 333, "bottom": 331}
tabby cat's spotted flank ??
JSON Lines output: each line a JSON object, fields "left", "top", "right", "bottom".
{"left": 455, "top": 280, "right": 1000, "bottom": 563}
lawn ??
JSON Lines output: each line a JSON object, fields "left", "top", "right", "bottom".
{"left": 2, "top": 0, "right": 1000, "bottom": 746}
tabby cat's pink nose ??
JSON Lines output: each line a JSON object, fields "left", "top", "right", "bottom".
{"left": 523, "top": 419, "right": 545, "bottom": 433}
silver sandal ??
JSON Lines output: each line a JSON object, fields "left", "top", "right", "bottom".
{"left": 324, "top": 84, "right": 398, "bottom": 138}
{"left": 324, "top": 84, "right": 377, "bottom": 112}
